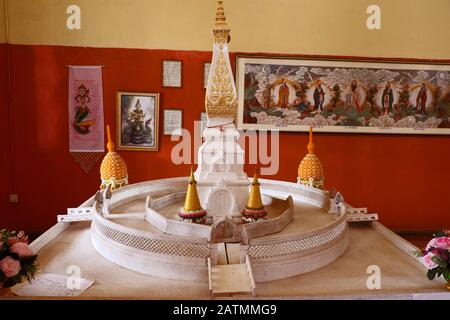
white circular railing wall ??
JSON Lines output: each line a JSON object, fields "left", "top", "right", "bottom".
{"left": 247, "top": 219, "right": 347, "bottom": 259}
{"left": 90, "top": 177, "right": 348, "bottom": 282}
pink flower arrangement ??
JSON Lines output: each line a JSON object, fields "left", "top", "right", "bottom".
{"left": 0, "top": 256, "right": 21, "bottom": 278}
{"left": 10, "top": 242, "right": 34, "bottom": 257}
{"left": 0, "top": 229, "right": 38, "bottom": 289}
{"left": 422, "top": 252, "right": 438, "bottom": 270}
{"left": 416, "top": 230, "right": 450, "bottom": 282}
{"left": 436, "top": 237, "right": 450, "bottom": 251}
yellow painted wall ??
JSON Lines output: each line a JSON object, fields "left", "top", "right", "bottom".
{"left": 0, "top": 0, "right": 6, "bottom": 43}
{"left": 5, "top": 0, "right": 450, "bottom": 58}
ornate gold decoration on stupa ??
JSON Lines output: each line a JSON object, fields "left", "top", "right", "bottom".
{"left": 242, "top": 170, "right": 267, "bottom": 222}
{"left": 205, "top": 0, "right": 238, "bottom": 120}
{"left": 100, "top": 125, "right": 128, "bottom": 191}
{"left": 179, "top": 168, "right": 207, "bottom": 224}
{"left": 298, "top": 127, "right": 324, "bottom": 189}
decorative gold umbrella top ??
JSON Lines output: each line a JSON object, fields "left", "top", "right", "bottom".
{"left": 215, "top": 1, "right": 227, "bottom": 25}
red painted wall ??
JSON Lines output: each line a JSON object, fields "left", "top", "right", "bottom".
{"left": 2, "top": 44, "right": 450, "bottom": 232}
{"left": 0, "top": 43, "right": 14, "bottom": 226}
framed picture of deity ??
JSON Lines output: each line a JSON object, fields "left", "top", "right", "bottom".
{"left": 116, "top": 92, "right": 159, "bottom": 151}
{"left": 236, "top": 55, "right": 450, "bottom": 134}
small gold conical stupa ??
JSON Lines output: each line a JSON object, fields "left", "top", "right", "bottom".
{"left": 298, "top": 127, "right": 324, "bottom": 189}
{"left": 178, "top": 168, "right": 207, "bottom": 224}
{"left": 242, "top": 170, "right": 267, "bottom": 223}
{"left": 100, "top": 125, "right": 128, "bottom": 191}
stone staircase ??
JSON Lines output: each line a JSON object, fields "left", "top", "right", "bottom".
{"left": 208, "top": 256, "right": 256, "bottom": 297}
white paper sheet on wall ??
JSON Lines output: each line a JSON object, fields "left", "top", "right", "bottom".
{"left": 12, "top": 273, "right": 94, "bottom": 297}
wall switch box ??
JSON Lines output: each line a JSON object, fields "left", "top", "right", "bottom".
{"left": 9, "top": 194, "right": 19, "bottom": 203}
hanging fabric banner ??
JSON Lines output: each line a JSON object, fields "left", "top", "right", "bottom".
{"left": 68, "top": 66, "right": 105, "bottom": 174}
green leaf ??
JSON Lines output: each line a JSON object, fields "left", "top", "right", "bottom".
{"left": 434, "top": 231, "right": 447, "bottom": 237}
{"left": 432, "top": 255, "right": 444, "bottom": 266}
{"left": 427, "top": 268, "right": 438, "bottom": 280}
{"left": 443, "top": 268, "right": 450, "bottom": 281}
{"left": 413, "top": 250, "right": 424, "bottom": 258}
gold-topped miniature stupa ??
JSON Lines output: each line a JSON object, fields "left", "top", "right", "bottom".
{"left": 298, "top": 127, "right": 324, "bottom": 189}
{"left": 242, "top": 170, "right": 267, "bottom": 223}
{"left": 179, "top": 168, "right": 207, "bottom": 224}
{"left": 100, "top": 125, "right": 128, "bottom": 191}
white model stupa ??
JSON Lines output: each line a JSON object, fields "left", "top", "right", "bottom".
{"left": 195, "top": 1, "right": 249, "bottom": 221}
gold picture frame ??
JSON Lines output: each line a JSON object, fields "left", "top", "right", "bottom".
{"left": 116, "top": 91, "right": 159, "bottom": 151}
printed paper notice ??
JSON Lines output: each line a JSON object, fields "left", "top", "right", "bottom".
{"left": 163, "top": 60, "right": 182, "bottom": 87}
{"left": 164, "top": 109, "right": 182, "bottom": 136}
{"left": 12, "top": 273, "right": 94, "bottom": 297}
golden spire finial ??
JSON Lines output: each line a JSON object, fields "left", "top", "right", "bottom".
{"left": 246, "top": 170, "right": 263, "bottom": 210}
{"left": 215, "top": 0, "right": 228, "bottom": 28}
{"left": 252, "top": 168, "right": 259, "bottom": 185}
{"left": 189, "top": 167, "right": 196, "bottom": 184}
{"left": 183, "top": 167, "right": 201, "bottom": 212}
{"left": 179, "top": 167, "right": 207, "bottom": 223}
{"left": 100, "top": 124, "right": 128, "bottom": 190}
{"left": 307, "top": 126, "right": 315, "bottom": 154}
{"left": 242, "top": 169, "right": 267, "bottom": 222}
{"left": 106, "top": 125, "right": 115, "bottom": 152}
{"left": 297, "top": 126, "right": 324, "bottom": 189}
{"left": 206, "top": 0, "right": 237, "bottom": 120}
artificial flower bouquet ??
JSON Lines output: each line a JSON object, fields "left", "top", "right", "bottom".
{"left": 0, "top": 229, "right": 38, "bottom": 292}
{"left": 415, "top": 230, "right": 450, "bottom": 289}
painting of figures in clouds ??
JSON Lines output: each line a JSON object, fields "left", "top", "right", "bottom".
{"left": 236, "top": 57, "right": 450, "bottom": 134}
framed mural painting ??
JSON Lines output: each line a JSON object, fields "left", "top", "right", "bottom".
{"left": 236, "top": 55, "right": 450, "bottom": 134}
{"left": 116, "top": 92, "right": 159, "bottom": 151}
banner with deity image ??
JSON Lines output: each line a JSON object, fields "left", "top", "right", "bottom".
{"left": 68, "top": 66, "right": 104, "bottom": 173}
{"left": 236, "top": 56, "right": 450, "bottom": 134}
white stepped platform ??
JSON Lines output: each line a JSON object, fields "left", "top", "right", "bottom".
{"left": 208, "top": 254, "right": 256, "bottom": 297}
{"left": 210, "top": 264, "right": 254, "bottom": 296}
